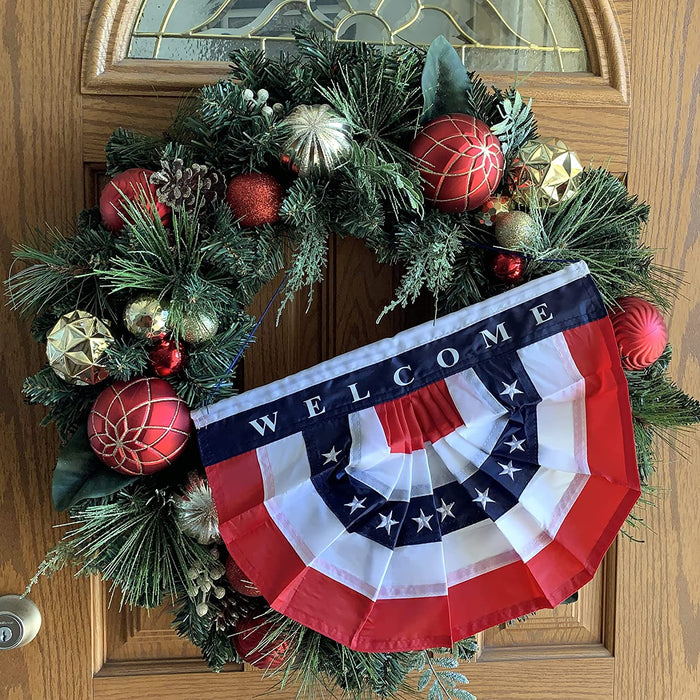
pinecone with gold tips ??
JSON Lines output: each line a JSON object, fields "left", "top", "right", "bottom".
{"left": 149, "top": 159, "right": 226, "bottom": 211}
{"left": 212, "top": 589, "right": 262, "bottom": 635}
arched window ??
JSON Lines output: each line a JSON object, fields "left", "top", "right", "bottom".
{"left": 127, "top": 0, "right": 589, "bottom": 72}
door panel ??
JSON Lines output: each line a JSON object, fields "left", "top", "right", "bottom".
{"left": 2, "top": 1, "right": 698, "bottom": 698}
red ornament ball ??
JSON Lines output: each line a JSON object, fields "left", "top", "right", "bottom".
{"left": 490, "top": 251, "right": 525, "bottom": 284}
{"left": 233, "top": 616, "right": 292, "bottom": 670}
{"left": 609, "top": 296, "right": 668, "bottom": 370}
{"left": 100, "top": 168, "right": 171, "bottom": 233}
{"left": 88, "top": 377, "right": 191, "bottom": 475}
{"left": 225, "top": 556, "right": 262, "bottom": 597}
{"left": 148, "top": 338, "right": 186, "bottom": 377}
{"left": 226, "top": 172, "right": 282, "bottom": 228}
{"left": 409, "top": 114, "right": 504, "bottom": 213}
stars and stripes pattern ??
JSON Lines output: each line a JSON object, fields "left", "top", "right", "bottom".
{"left": 193, "top": 262, "right": 640, "bottom": 652}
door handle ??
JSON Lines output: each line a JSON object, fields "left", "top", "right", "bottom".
{"left": 0, "top": 595, "right": 41, "bottom": 649}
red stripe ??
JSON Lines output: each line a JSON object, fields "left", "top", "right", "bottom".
{"left": 375, "top": 380, "right": 463, "bottom": 453}
{"left": 206, "top": 449, "right": 264, "bottom": 524}
{"left": 563, "top": 318, "right": 639, "bottom": 487}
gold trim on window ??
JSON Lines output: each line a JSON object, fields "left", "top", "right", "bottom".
{"left": 126, "top": 0, "right": 588, "bottom": 72}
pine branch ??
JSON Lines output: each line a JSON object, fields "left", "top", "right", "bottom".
{"left": 105, "top": 127, "right": 166, "bottom": 176}
{"left": 53, "top": 483, "right": 220, "bottom": 608}
{"left": 526, "top": 168, "right": 681, "bottom": 309}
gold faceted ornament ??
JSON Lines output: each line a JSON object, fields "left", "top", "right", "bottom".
{"left": 46, "top": 310, "right": 113, "bottom": 385}
{"left": 494, "top": 211, "right": 539, "bottom": 250}
{"left": 511, "top": 138, "right": 583, "bottom": 208}
{"left": 124, "top": 295, "right": 169, "bottom": 339}
{"left": 180, "top": 310, "right": 219, "bottom": 343}
{"left": 281, "top": 104, "right": 353, "bottom": 177}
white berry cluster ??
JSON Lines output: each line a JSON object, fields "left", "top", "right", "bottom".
{"left": 241, "top": 88, "right": 284, "bottom": 117}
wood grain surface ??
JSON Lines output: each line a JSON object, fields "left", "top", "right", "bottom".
{"left": 0, "top": 1, "right": 93, "bottom": 699}
{"left": 0, "top": 0, "right": 698, "bottom": 698}
{"left": 615, "top": 1, "right": 700, "bottom": 698}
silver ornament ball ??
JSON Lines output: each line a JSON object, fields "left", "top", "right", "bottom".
{"left": 172, "top": 473, "right": 222, "bottom": 544}
{"left": 281, "top": 104, "right": 353, "bottom": 177}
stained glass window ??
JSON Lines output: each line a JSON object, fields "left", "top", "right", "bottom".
{"left": 128, "top": 0, "right": 588, "bottom": 72}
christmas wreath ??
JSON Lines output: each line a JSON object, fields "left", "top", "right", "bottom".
{"left": 8, "top": 32, "right": 700, "bottom": 700}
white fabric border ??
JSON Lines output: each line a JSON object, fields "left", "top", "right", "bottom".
{"left": 193, "top": 262, "right": 591, "bottom": 428}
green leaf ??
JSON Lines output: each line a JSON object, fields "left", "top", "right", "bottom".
{"left": 428, "top": 681, "right": 444, "bottom": 700}
{"left": 438, "top": 670, "right": 467, "bottom": 685}
{"left": 434, "top": 655, "right": 459, "bottom": 668}
{"left": 52, "top": 426, "right": 137, "bottom": 511}
{"left": 418, "top": 669, "right": 432, "bottom": 691}
{"left": 421, "top": 36, "right": 472, "bottom": 122}
{"left": 452, "top": 689, "right": 477, "bottom": 700}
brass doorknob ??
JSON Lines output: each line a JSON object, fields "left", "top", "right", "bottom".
{"left": 0, "top": 595, "right": 41, "bottom": 649}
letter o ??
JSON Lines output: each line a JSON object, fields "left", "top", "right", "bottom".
{"left": 437, "top": 348, "right": 459, "bottom": 368}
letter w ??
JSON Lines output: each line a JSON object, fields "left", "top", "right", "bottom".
{"left": 249, "top": 412, "right": 278, "bottom": 436}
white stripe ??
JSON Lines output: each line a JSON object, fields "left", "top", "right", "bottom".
{"left": 443, "top": 519, "right": 519, "bottom": 585}
{"left": 193, "top": 262, "right": 591, "bottom": 428}
{"left": 518, "top": 334, "right": 589, "bottom": 475}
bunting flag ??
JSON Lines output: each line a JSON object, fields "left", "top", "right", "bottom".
{"left": 193, "top": 262, "right": 640, "bottom": 652}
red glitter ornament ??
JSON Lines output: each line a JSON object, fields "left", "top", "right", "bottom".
{"left": 490, "top": 251, "right": 525, "bottom": 284}
{"left": 225, "top": 556, "right": 262, "bottom": 597}
{"left": 88, "top": 377, "right": 191, "bottom": 475}
{"left": 148, "top": 337, "right": 186, "bottom": 377}
{"left": 233, "top": 616, "right": 292, "bottom": 670}
{"left": 609, "top": 296, "right": 668, "bottom": 370}
{"left": 409, "top": 114, "right": 504, "bottom": 213}
{"left": 100, "top": 168, "right": 171, "bottom": 232}
{"left": 226, "top": 172, "right": 282, "bottom": 228}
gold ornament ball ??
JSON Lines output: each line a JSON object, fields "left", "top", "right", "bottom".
{"left": 494, "top": 211, "right": 539, "bottom": 249}
{"left": 124, "top": 295, "right": 169, "bottom": 339}
{"left": 181, "top": 311, "right": 219, "bottom": 343}
{"left": 46, "top": 310, "right": 113, "bottom": 385}
{"left": 281, "top": 104, "right": 352, "bottom": 177}
{"left": 512, "top": 138, "right": 583, "bottom": 208}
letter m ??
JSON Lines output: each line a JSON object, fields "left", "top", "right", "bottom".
{"left": 480, "top": 322, "right": 511, "bottom": 349}
{"left": 249, "top": 412, "right": 278, "bottom": 436}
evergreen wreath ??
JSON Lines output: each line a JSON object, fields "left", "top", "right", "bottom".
{"left": 7, "top": 31, "right": 700, "bottom": 700}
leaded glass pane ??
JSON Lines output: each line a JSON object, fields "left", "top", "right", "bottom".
{"left": 127, "top": 0, "right": 589, "bottom": 72}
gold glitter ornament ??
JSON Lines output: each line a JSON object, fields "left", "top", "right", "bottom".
{"left": 46, "top": 310, "right": 113, "bottom": 385}
{"left": 494, "top": 211, "right": 539, "bottom": 249}
{"left": 180, "top": 310, "right": 219, "bottom": 343}
{"left": 123, "top": 295, "right": 169, "bottom": 339}
{"left": 511, "top": 138, "right": 583, "bottom": 208}
{"left": 281, "top": 104, "right": 352, "bottom": 177}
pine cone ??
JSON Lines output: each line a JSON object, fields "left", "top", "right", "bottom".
{"left": 150, "top": 159, "right": 226, "bottom": 211}
{"left": 213, "top": 590, "right": 261, "bottom": 635}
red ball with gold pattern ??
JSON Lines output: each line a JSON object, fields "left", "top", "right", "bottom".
{"left": 409, "top": 114, "right": 504, "bottom": 213}
{"left": 100, "top": 168, "right": 171, "bottom": 232}
{"left": 88, "top": 377, "right": 191, "bottom": 475}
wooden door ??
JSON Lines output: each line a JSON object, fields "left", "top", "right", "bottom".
{"left": 2, "top": 1, "right": 698, "bottom": 698}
